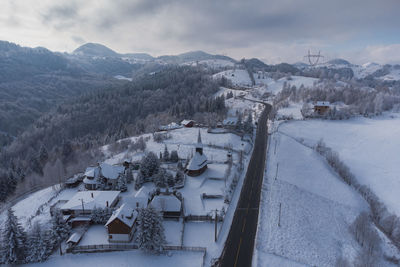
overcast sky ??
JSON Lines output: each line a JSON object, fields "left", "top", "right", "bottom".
{"left": 1, "top": 0, "right": 400, "bottom": 64}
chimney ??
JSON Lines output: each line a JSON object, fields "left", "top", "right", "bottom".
{"left": 136, "top": 202, "right": 139, "bottom": 208}
{"left": 91, "top": 192, "right": 94, "bottom": 198}
{"left": 122, "top": 214, "right": 124, "bottom": 219}
{"left": 106, "top": 201, "right": 109, "bottom": 207}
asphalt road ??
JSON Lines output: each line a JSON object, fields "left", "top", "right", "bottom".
{"left": 219, "top": 104, "right": 271, "bottom": 267}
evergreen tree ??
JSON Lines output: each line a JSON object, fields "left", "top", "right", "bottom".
{"left": 140, "top": 152, "right": 160, "bottom": 178}
{"left": 38, "top": 144, "right": 48, "bottom": 165}
{"left": 126, "top": 167, "right": 134, "bottom": 184}
{"left": 163, "top": 145, "right": 169, "bottom": 161}
{"left": 135, "top": 206, "right": 166, "bottom": 253}
{"left": 244, "top": 113, "right": 253, "bottom": 134}
{"left": 26, "top": 222, "right": 48, "bottom": 263}
{"left": 1, "top": 207, "right": 27, "bottom": 264}
{"left": 116, "top": 173, "right": 127, "bottom": 191}
{"left": 51, "top": 209, "right": 71, "bottom": 249}
{"left": 175, "top": 171, "right": 184, "bottom": 185}
{"left": 135, "top": 172, "right": 144, "bottom": 190}
{"left": 167, "top": 172, "right": 175, "bottom": 187}
{"left": 154, "top": 169, "right": 167, "bottom": 188}
{"left": 170, "top": 150, "right": 179, "bottom": 163}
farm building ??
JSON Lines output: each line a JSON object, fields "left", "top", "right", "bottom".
{"left": 150, "top": 193, "right": 183, "bottom": 219}
{"left": 105, "top": 204, "right": 138, "bottom": 243}
{"left": 223, "top": 117, "right": 238, "bottom": 128}
{"left": 186, "top": 130, "right": 207, "bottom": 176}
{"left": 314, "top": 101, "right": 330, "bottom": 115}
{"left": 181, "top": 119, "right": 195, "bottom": 127}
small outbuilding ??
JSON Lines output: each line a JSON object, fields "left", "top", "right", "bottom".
{"left": 83, "top": 166, "right": 100, "bottom": 190}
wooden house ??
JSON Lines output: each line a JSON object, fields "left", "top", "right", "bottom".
{"left": 314, "top": 101, "right": 330, "bottom": 115}
{"left": 105, "top": 204, "right": 138, "bottom": 243}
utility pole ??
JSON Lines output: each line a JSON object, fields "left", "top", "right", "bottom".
{"left": 215, "top": 209, "right": 218, "bottom": 242}
{"left": 80, "top": 198, "right": 85, "bottom": 214}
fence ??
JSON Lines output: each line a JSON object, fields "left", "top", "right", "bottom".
{"left": 185, "top": 215, "right": 223, "bottom": 222}
{"left": 68, "top": 243, "right": 139, "bottom": 253}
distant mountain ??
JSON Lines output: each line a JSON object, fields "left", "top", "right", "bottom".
{"left": 157, "top": 50, "right": 236, "bottom": 64}
{"left": 327, "top": 58, "right": 351, "bottom": 65}
{"left": 73, "top": 43, "right": 120, "bottom": 58}
{"left": 123, "top": 53, "right": 154, "bottom": 61}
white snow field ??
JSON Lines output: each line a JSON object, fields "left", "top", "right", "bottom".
{"left": 254, "top": 132, "right": 368, "bottom": 266}
{"left": 279, "top": 113, "right": 400, "bottom": 217}
{"left": 26, "top": 250, "right": 203, "bottom": 267}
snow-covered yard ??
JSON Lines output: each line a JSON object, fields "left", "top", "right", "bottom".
{"left": 184, "top": 222, "right": 221, "bottom": 248}
{"left": 26, "top": 250, "right": 204, "bottom": 267}
{"left": 164, "top": 220, "right": 183, "bottom": 246}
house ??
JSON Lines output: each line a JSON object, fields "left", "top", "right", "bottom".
{"left": 181, "top": 119, "right": 195, "bottom": 128}
{"left": 61, "top": 191, "right": 120, "bottom": 217}
{"left": 150, "top": 193, "right": 183, "bottom": 219}
{"left": 83, "top": 166, "right": 100, "bottom": 190}
{"left": 99, "top": 163, "right": 125, "bottom": 189}
{"left": 186, "top": 130, "right": 208, "bottom": 176}
{"left": 105, "top": 204, "right": 138, "bottom": 243}
{"left": 314, "top": 101, "right": 330, "bottom": 115}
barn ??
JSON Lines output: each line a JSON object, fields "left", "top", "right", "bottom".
{"left": 105, "top": 204, "right": 138, "bottom": 243}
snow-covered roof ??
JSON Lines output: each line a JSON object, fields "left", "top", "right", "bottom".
{"left": 67, "top": 232, "right": 83, "bottom": 244}
{"left": 83, "top": 177, "right": 98, "bottom": 185}
{"left": 181, "top": 119, "right": 194, "bottom": 125}
{"left": 105, "top": 204, "right": 138, "bottom": 228}
{"left": 223, "top": 117, "right": 238, "bottom": 125}
{"left": 315, "top": 101, "right": 330, "bottom": 107}
{"left": 61, "top": 191, "right": 120, "bottom": 211}
{"left": 150, "top": 194, "right": 181, "bottom": 212}
{"left": 100, "top": 163, "right": 125, "bottom": 180}
{"left": 85, "top": 166, "right": 100, "bottom": 178}
{"left": 187, "top": 152, "right": 207, "bottom": 171}
{"left": 159, "top": 122, "right": 182, "bottom": 131}
{"left": 134, "top": 186, "right": 151, "bottom": 199}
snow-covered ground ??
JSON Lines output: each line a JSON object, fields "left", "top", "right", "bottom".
{"left": 254, "top": 127, "right": 369, "bottom": 266}
{"left": 26, "top": 250, "right": 203, "bottom": 267}
{"left": 279, "top": 113, "right": 400, "bottom": 217}
{"left": 213, "top": 69, "right": 252, "bottom": 87}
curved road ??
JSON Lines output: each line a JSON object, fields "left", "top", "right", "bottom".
{"left": 219, "top": 104, "right": 271, "bottom": 267}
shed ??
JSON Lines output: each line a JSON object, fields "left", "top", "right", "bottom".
{"left": 314, "top": 101, "right": 330, "bottom": 115}
{"left": 150, "top": 194, "right": 182, "bottom": 219}
{"left": 181, "top": 120, "right": 195, "bottom": 127}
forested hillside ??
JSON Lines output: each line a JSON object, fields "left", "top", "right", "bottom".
{"left": 0, "top": 66, "right": 226, "bottom": 201}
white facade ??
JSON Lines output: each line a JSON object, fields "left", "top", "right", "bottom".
{"left": 108, "top": 233, "right": 133, "bottom": 243}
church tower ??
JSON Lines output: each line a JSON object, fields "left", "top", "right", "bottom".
{"left": 196, "top": 130, "right": 203, "bottom": 155}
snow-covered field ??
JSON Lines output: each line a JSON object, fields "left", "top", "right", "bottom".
{"left": 254, "top": 128, "right": 368, "bottom": 266}
{"left": 26, "top": 250, "right": 203, "bottom": 267}
{"left": 279, "top": 113, "right": 400, "bottom": 217}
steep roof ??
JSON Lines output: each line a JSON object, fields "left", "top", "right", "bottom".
{"left": 61, "top": 191, "right": 120, "bottom": 211}
{"left": 150, "top": 194, "right": 181, "bottom": 212}
{"left": 100, "top": 163, "right": 125, "bottom": 180}
{"left": 187, "top": 152, "right": 207, "bottom": 171}
{"left": 84, "top": 166, "right": 100, "bottom": 178}
{"left": 105, "top": 203, "right": 138, "bottom": 228}
{"left": 196, "top": 130, "right": 203, "bottom": 148}
{"left": 181, "top": 119, "right": 194, "bottom": 125}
